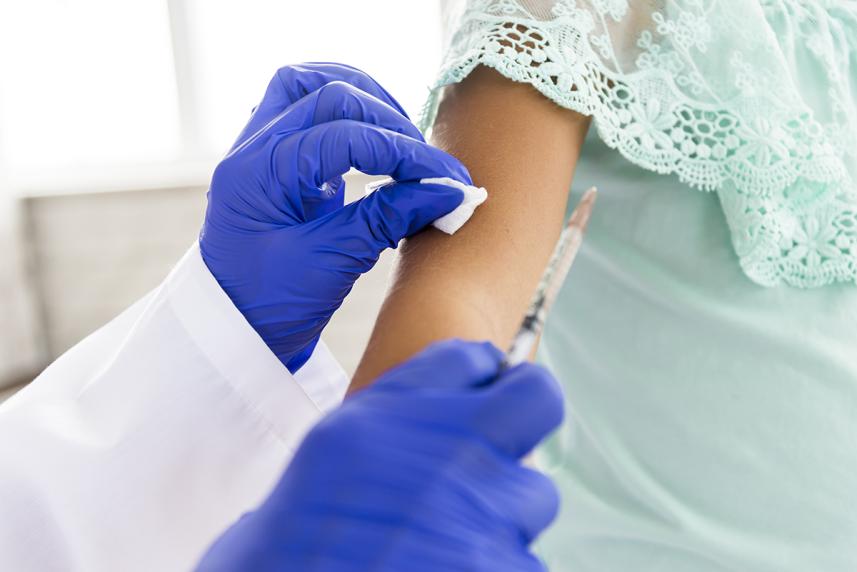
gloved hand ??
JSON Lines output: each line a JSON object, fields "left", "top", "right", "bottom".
{"left": 195, "top": 340, "right": 564, "bottom": 572}
{"left": 200, "top": 63, "right": 473, "bottom": 371}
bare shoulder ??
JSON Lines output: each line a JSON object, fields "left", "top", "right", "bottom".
{"left": 349, "top": 66, "right": 590, "bottom": 392}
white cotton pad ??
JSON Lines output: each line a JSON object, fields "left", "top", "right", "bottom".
{"left": 420, "top": 177, "right": 488, "bottom": 235}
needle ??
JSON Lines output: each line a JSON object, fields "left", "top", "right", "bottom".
{"left": 503, "top": 187, "right": 598, "bottom": 368}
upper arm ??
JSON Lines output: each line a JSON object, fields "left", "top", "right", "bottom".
{"left": 350, "top": 66, "right": 590, "bottom": 391}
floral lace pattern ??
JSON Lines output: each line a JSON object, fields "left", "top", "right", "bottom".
{"left": 423, "top": 0, "right": 857, "bottom": 287}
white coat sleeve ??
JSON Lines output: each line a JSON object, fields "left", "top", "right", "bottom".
{"left": 0, "top": 243, "right": 349, "bottom": 572}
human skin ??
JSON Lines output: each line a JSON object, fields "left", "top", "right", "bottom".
{"left": 349, "top": 66, "right": 591, "bottom": 393}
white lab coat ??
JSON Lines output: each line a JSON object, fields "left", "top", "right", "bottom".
{"left": 0, "top": 244, "right": 348, "bottom": 572}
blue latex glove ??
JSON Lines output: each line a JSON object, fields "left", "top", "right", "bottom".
{"left": 199, "top": 63, "right": 473, "bottom": 371}
{"left": 195, "top": 340, "right": 564, "bottom": 572}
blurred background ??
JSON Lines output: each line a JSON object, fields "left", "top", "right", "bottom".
{"left": 0, "top": 0, "right": 444, "bottom": 397}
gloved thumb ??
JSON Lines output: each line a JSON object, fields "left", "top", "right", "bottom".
{"left": 361, "top": 179, "right": 470, "bottom": 248}
{"left": 476, "top": 363, "right": 565, "bottom": 458}
{"left": 314, "top": 179, "right": 467, "bottom": 256}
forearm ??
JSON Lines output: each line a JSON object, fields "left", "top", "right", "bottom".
{"left": 350, "top": 67, "right": 590, "bottom": 392}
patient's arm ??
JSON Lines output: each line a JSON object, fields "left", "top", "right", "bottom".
{"left": 350, "top": 67, "right": 591, "bottom": 392}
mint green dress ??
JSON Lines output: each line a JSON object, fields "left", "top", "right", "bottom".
{"left": 425, "top": 1, "right": 857, "bottom": 570}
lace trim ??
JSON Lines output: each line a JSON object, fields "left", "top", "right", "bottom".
{"left": 421, "top": 0, "right": 857, "bottom": 288}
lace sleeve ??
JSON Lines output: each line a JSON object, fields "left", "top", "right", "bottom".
{"left": 423, "top": 0, "right": 857, "bottom": 288}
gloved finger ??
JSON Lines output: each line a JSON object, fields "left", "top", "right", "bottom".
{"left": 486, "top": 463, "right": 561, "bottom": 544}
{"left": 372, "top": 339, "right": 504, "bottom": 392}
{"left": 274, "top": 120, "right": 472, "bottom": 189}
{"left": 276, "top": 62, "right": 411, "bottom": 119}
{"left": 474, "top": 363, "right": 565, "bottom": 458}
{"left": 233, "top": 62, "right": 414, "bottom": 150}
{"left": 237, "top": 81, "right": 424, "bottom": 155}
{"left": 301, "top": 80, "right": 423, "bottom": 141}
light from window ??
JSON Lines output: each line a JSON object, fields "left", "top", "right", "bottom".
{"left": 0, "top": 1, "right": 443, "bottom": 176}
{"left": 0, "top": 0, "right": 182, "bottom": 171}
{"left": 184, "top": 0, "right": 443, "bottom": 156}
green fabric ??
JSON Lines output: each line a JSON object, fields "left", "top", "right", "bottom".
{"left": 426, "top": 0, "right": 857, "bottom": 287}
{"left": 425, "top": 0, "right": 857, "bottom": 569}
{"left": 535, "top": 132, "right": 857, "bottom": 570}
